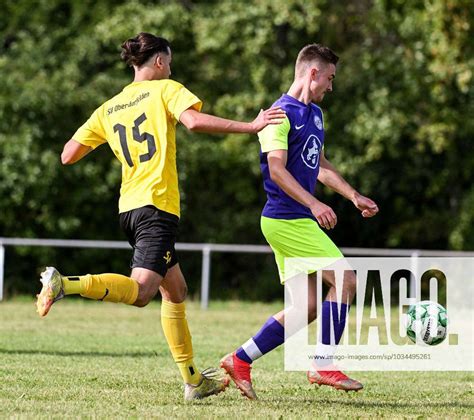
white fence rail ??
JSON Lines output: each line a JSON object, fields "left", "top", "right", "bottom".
{"left": 1, "top": 237, "right": 473, "bottom": 308}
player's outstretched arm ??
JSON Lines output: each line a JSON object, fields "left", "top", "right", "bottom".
{"left": 318, "top": 152, "right": 379, "bottom": 218}
{"left": 61, "top": 139, "right": 93, "bottom": 165}
{"left": 268, "top": 150, "right": 337, "bottom": 230}
{"left": 179, "top": 107, "right": 286, "bottom": 135}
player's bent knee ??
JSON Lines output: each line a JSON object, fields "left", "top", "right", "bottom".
{"left": 131, "top": 268, "right": 163, "bottom": 307}
{"left": 134, "top": 291, "right": 156, "bottom": 307}
{"left": 159, "top": 285, "right": 187, "bottom": 303}
{"left": 134, "top": 295, "right": 150, "bottom": 307}
{"left": 134, "top": 282, "right": 160, "bottom": 307}
{"left": 322, "top": 270, "right": 357, "bottom": 292}
{"left": 133, "top": 298, "right": 148, "bottom": 308}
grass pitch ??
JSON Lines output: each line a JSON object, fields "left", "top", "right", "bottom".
{"left": 0, "top": 298, "right": 472, "bottom": 418}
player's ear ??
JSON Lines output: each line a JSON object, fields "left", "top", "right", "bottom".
{"left": 154, "top": 53, "right": 164, "bottom": 69}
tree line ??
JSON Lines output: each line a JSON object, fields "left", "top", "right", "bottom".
{"left": 0, "top": 0, "right": 472, "bottom": 298}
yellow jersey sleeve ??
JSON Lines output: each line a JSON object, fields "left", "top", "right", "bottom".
{"left": 72, "top": 106, "right": 107, "bottom": 149}
{"left": 162, "top": 81, "right": 202, "bottom": 122}
{"left": 258, "top": 116, "right": 290, "bottom": 152}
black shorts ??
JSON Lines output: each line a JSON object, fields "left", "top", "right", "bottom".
{"left": 119, "top": 205, "right": 179, "bottom": 277}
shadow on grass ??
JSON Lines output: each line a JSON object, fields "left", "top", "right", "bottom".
{"left": 285, "top": 395, "right": 473, "bottom": 409}
{"left": 173, "top": 394, "right": 474, "bottom": 410}
{"left": 0, "top": 348, "right": 159, "bottom": 358}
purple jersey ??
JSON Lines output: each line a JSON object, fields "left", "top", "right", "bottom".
{"left": 258, "top": 94, "right": 325, "bottom": 220}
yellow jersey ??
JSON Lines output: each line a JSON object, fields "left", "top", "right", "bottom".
{"left": 72, "top": 79, "right": 202, "bottom": 217}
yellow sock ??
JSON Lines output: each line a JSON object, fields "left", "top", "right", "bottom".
{"left": 161, "top": 300, "right": 202, "bottom": 385}
{"left": 63, "top": 274, "right": 138, "bottom": 305}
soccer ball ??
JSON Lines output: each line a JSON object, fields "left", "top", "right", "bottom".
{"left": 405, "top": 300, "right": 448, "bottom": 345}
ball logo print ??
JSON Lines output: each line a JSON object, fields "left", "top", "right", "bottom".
{"left": 301, "top": 135, "right": 322, "bottom": 169}
{"left": 314, "top": 115, "right": 323, "bottom": 130}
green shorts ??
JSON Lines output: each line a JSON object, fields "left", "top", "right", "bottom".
{"left": 260, "top": 216, "right": 343, "bottom": 283}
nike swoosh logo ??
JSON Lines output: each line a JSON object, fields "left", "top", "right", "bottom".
{"left": 295, "top": 124, "right": 305, "bottom": 130}
{"left": 99, "top": 288, "right": 109, "bottom": 301}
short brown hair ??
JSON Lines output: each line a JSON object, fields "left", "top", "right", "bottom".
{"left": 295, "top": 44, "right": 339, "bottom": 76}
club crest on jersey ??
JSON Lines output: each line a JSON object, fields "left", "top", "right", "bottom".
{"left": 314, "top": 115, "right": 323, "bottom": 130}
{"left": 301, "top": 135, "right": 322, "bottom": 169}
